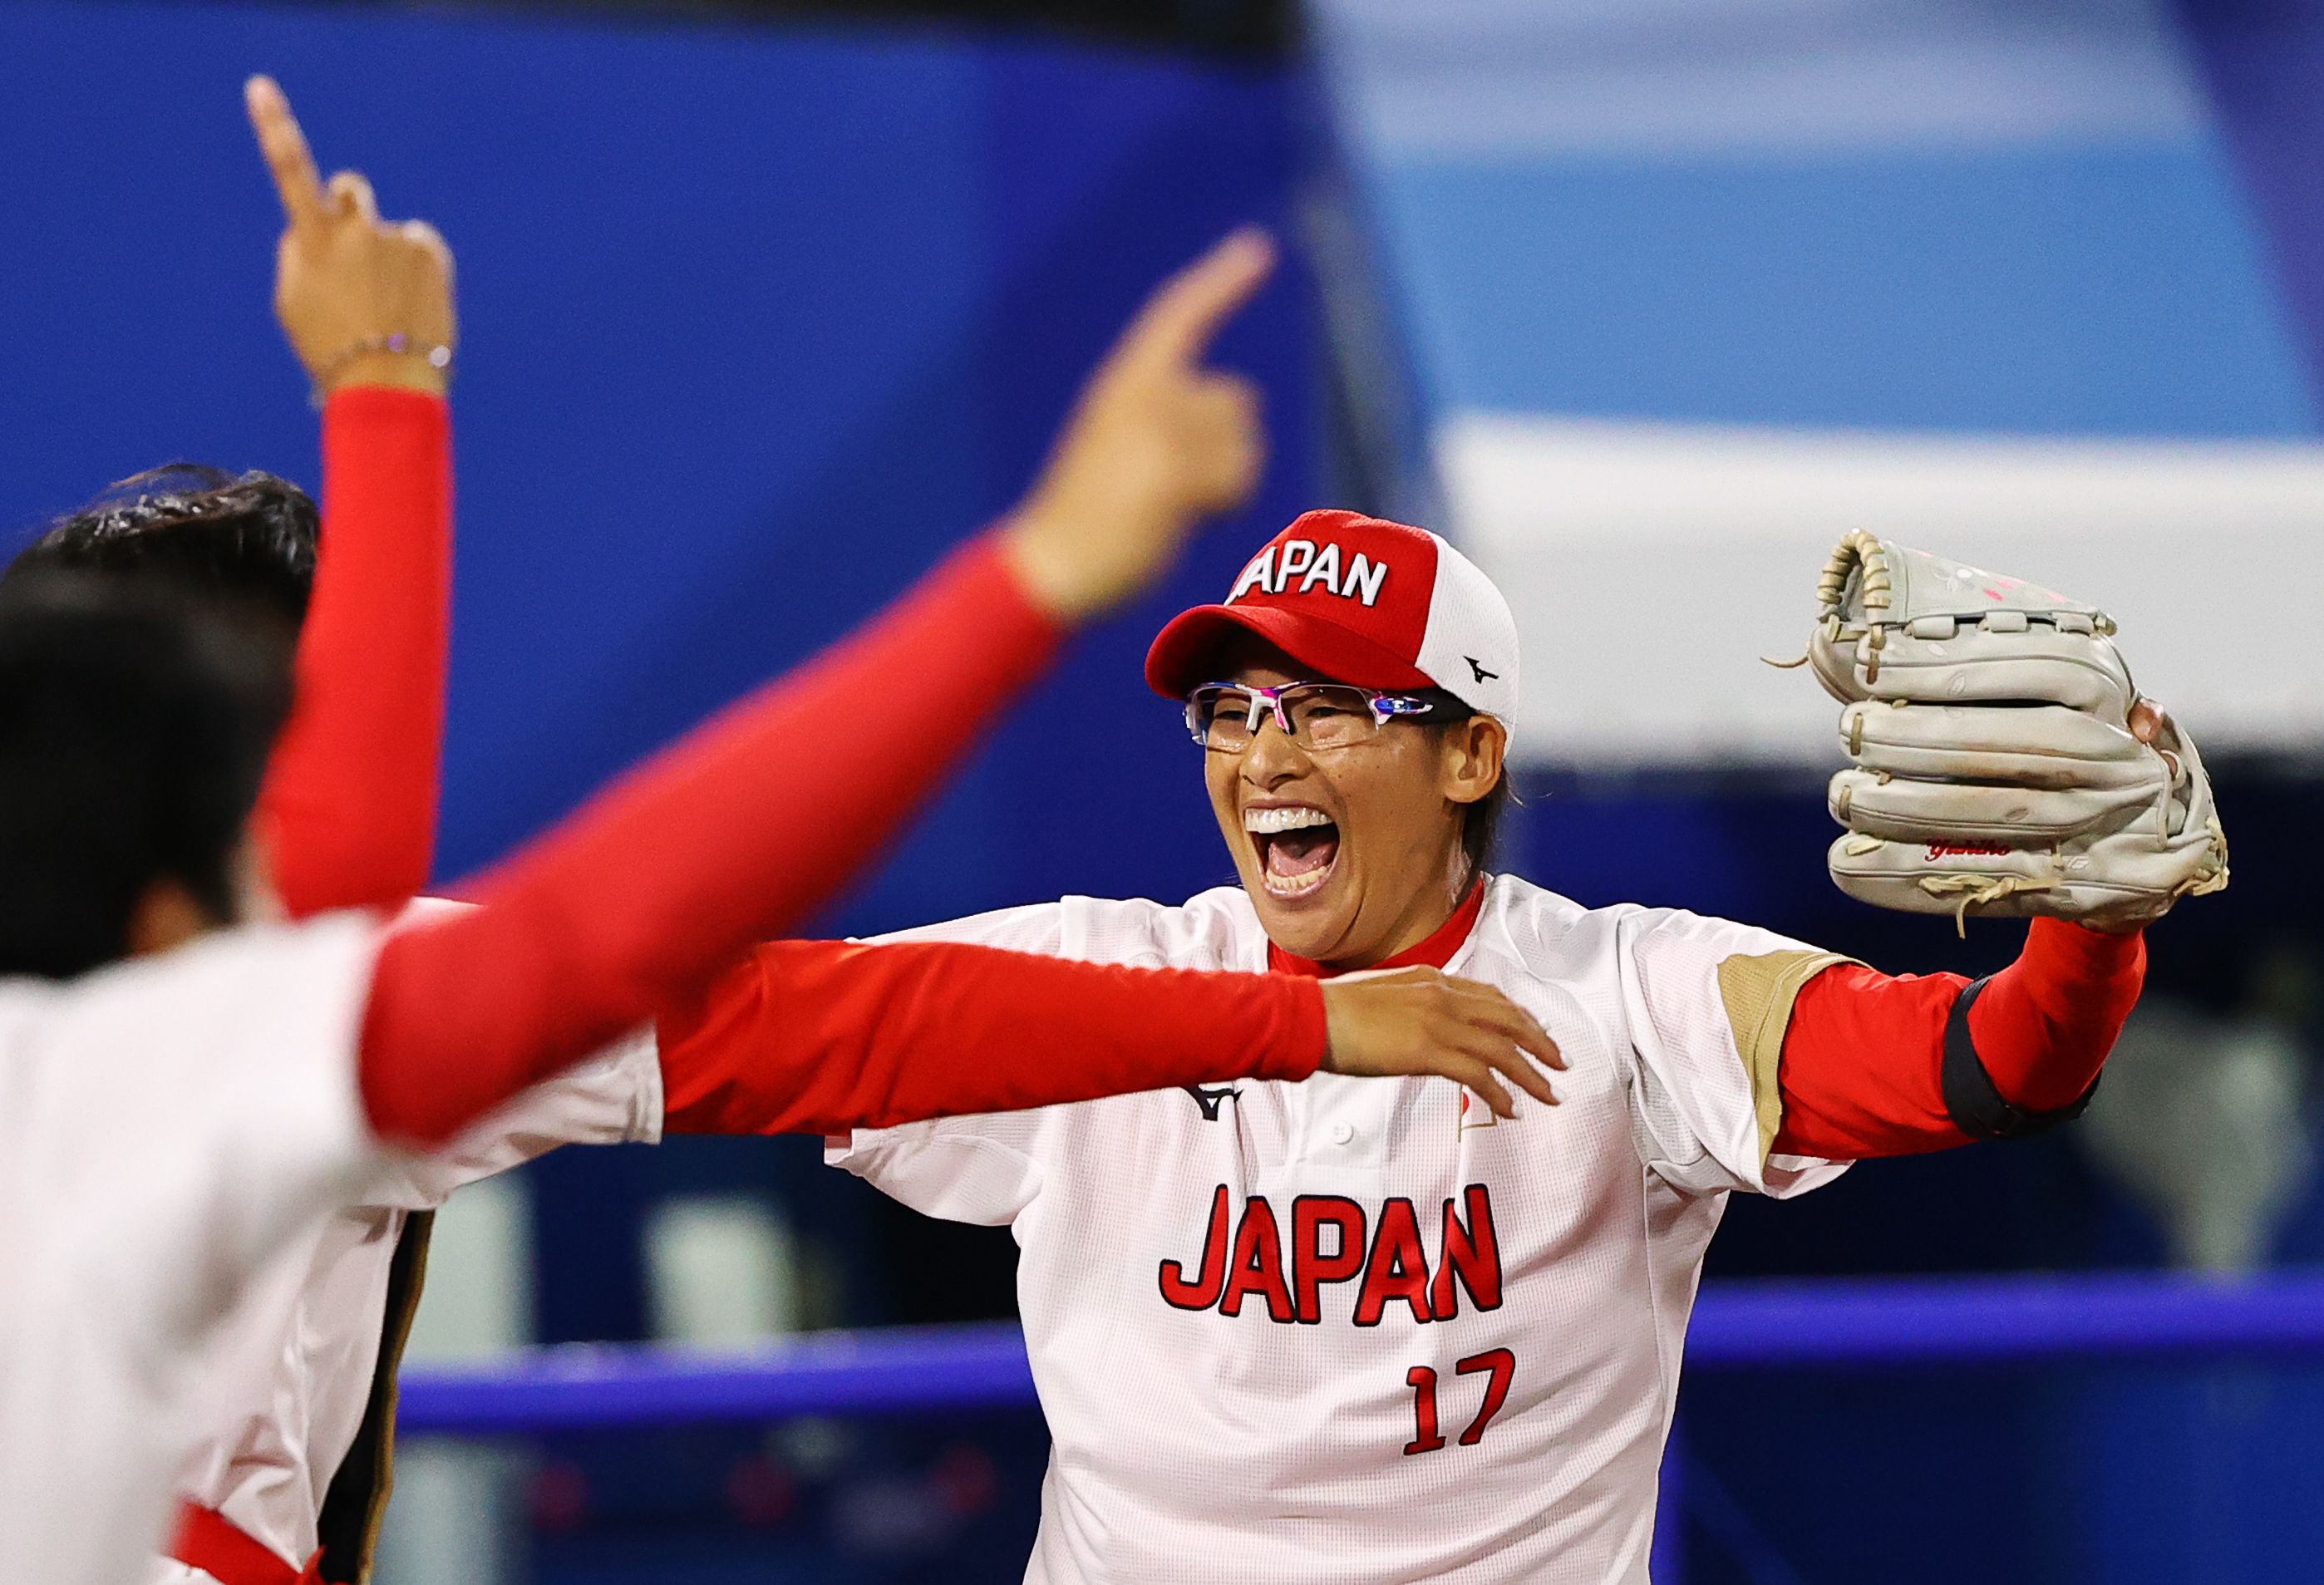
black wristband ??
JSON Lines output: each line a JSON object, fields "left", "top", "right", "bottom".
{"left": 1939, "top": 975, "right": 2101, "bottom": 1141}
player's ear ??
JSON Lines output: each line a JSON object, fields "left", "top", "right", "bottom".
{"left": 127, "top": 827, "right": 266, "bottom": 956}
{"left": 125, "top": 876, "right": 224, "bottom": 957}
{"left": 1439, "top": 715, "right": 1506, "bottom": 809}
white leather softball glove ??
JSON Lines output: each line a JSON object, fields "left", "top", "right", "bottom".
{"left": 1795, "top": 531, "right": 2228, "bottom": 933}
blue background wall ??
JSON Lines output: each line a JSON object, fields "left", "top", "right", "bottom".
{"left": 0, "top": 0, "right": 1318, "bottom": 929}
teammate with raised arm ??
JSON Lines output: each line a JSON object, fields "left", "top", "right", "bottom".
{"left": 827, "top": 509, "right": 2227, "bottom": 1583}
{"left": 0, "top": 82, "right": 1554, "bottom": 1585}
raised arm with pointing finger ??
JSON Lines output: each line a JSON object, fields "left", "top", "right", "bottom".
{"left": 244, "top": 76, "right": 455, "bottom": 918}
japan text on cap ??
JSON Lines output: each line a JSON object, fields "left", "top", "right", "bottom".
{"left": 1145, "top": 509, "right": 1519, "bottom": 726}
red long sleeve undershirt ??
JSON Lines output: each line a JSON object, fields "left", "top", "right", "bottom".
{"left": 657, "top": 938, "right": 1325, "bottom": 1138}
{"left": 1773, "top": 918, "right": 2146, "bottom": 1158}
{"left": 255, "top": 387, "right": 450, "bottom": 918}
{"left": 357, "top": 534, "right": 1061, "bottom": 1149}
{"left": 1260, "top": 881, "right": 2139, "bottom": 1161}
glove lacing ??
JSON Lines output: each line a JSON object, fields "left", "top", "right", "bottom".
{"left": 1914, "top": 874, "right": 2056, "bottom": 937}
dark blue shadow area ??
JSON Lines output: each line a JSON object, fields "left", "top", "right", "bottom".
{"left": 1678, "top": 1361, "right": 2324, "bottom": 1585}
{"left": 2179, "top": 0, "right": 2324, "bottom": 396}
{"left": 524, "top": 1408, "right": 1049, "bottom": 1585}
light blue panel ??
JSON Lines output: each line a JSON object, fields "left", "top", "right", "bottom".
{"left": 1375, "top": 141, "right": 2321, "bottom": 437}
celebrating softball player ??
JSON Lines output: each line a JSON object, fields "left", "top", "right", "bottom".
{"left": 830, "top": 509, "right": 2227, "bottom": 1583}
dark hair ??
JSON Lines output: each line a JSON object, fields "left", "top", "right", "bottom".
{"left": 5, "top": 465, "right": 318, "bottom": 630}
{"left": 0, "top": 571, "right": 292, "bottom": 979}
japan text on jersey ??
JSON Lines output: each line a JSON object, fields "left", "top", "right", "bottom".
{"left": 834, "top": 875, "right": 1849, "bottom": 1585}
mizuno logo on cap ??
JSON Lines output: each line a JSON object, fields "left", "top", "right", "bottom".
{"left": 1228, "top": 540, "right": 1389, "bottom": 608}
{"left": 1466, "top": 657, "right": 1498, "bottom": 683}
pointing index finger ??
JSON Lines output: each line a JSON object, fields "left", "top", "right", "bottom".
{"left": 1120, "top": 227, "right": 1276, "bottom": 371}
{"left": 245, "top": 75, "right": 325, "bottom": 233}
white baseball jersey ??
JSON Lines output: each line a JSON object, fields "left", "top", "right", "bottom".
{"left": 830, "top": 874, "right": 1851, "bottom": 1585}
{"left": 0, "top": 914, "right": 383, "bottom": 1585}
{"left": 150, "top": 1032, "right": 662, "bottom": 1584}
{"left": 142, "top": 895, "right": 663, "bottom": 1583}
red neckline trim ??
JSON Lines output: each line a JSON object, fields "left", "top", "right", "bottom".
{"left": 1265, "top": 880, "right": 1485, "bottom": 979}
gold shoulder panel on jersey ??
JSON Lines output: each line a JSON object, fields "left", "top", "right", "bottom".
{"left": 1716, "top": 949, "right": 1854, "bottom": 1159}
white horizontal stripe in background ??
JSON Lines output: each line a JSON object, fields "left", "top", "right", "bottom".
{"left": 1442, "top": 413, "right": 2324, "bottom": 765}
{"left": 1312, "top": 0, "right": 2203, "bottom": 156}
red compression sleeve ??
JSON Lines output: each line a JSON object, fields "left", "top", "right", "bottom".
{"left": 357, "top": 534, "right": 1061, "bottom": 1149}
{"left": 1771, "top": 918, "right": 2146, "bottom": 1159}
{"left": 1968, "top": 920, "right": 2146, "bottom": 1110}
{"left": 658, "top": 938, "right": 1326, "bottom": 1137}
{"left": 256, "top": 387, "right": 451, "bottom": 917}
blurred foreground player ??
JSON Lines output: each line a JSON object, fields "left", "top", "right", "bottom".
{"left": 830, "top": 511, "right": 2226, "bottom": 1583}
{"left": 0, "top": 75, "right": 468, "bottom": 1584}
{"left": 29, "top": 81, "right": 1558, "bottom": 1585}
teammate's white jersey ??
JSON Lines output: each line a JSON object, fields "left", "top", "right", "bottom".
{"left": 0, "top": 915, "right": 382, "bottom": 1585}
{"left": 830, "top": 874, "right": 1850, "bottom": 1585}
{"left": 150, "top": 1033, "right": 662, "bottom": 1584}
{"left": 135, "top": 895, "right": 662, "bottom": 1583}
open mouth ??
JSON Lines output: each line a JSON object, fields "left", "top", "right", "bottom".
{"left": 1243, "top": 804, "right": 1342, "bottom": 900}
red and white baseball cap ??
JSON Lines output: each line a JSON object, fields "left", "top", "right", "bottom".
{"left": 1145, "top": 509, "right": 1520, "bottom": 726}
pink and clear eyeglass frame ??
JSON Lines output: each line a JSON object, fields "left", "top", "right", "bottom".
{"left": 1181, "top": 680, "right": 1443, "bottom": 748}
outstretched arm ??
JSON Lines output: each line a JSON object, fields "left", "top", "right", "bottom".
{"left": 657, "top": 939, "right": 1562, "bottom": 1138}
{"left": 244, "top": 77, "right": 455, "bottom": 916}
{"left": 356, "top": 232, "right": 1282, "bottom": 1149}
{"left": 1772, "top": 918, "right": 2144, "bottom": 1159}
{"left": 358, "top": 534, "right": 1053, "bottom": 1146}
{"left": 1772, "top": 695, "right": 2176, "bottom": 1159}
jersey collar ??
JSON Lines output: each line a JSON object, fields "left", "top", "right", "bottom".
{"left": 1265, "top": 879, "right": 1485, "bottom": 979}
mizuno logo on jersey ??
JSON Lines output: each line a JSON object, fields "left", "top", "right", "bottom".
{"left": 1157, "top": 1184, "right": 1502, "bottom": 1325}
{"left": 1184, "top": 1085, "right": 1241, "bottom": 1121}
{"left": 1227, "top": 539, "right": 1390, "bottom": 608}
